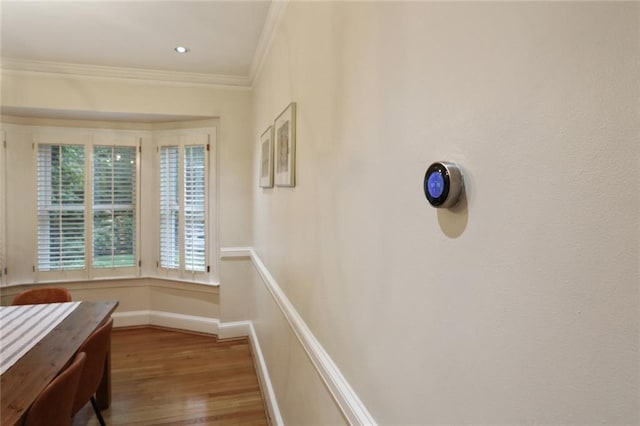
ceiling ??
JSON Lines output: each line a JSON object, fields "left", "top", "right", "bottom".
{"left": 0, "top": 1, "right": 275, "bottom": 86}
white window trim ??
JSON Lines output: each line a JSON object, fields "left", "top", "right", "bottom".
{"left": 1, "top": 122, "right": 219, "bottom": 287}
{"left": 155, "top": 129, "right": 215, "bottom": 283}
{"left": 90, "top": 132, "right": 141, "bottom": 279}
{"left": 33, "top": 127, "right": 142, "bottom": 282}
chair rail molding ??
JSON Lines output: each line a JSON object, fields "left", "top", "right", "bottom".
{"left": 219, "top": 247, "right": 252, "bottom": 259}
{"left": 248, "top": 248, "right": 377, "bottom": 426}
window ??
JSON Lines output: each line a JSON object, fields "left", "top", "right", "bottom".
{"left": 0, "top": 130, "right": 5, "bottom": 286}
{"left": 2, "top": 124, "right": 217, "bottom": 285}
{"left": 92, "top": 146, "right": 137, "bottom": 269}
{"left": 184, "top": 145, "right": 206, "bottom": 271}
{"left": 36, "top": 133, "right": 140, "bottom": 279}
{"left": 37, "top": 144, "right": 86, "bottom": 271}
{"left": 158, "top": 134, "right": 209, "bottom": 278}
{"left": 159, "top": 146, "right": 179, "bottom": 269}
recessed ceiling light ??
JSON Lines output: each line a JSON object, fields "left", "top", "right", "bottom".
{"left": 174, "top": 46, "right": 189, "bottom": 54}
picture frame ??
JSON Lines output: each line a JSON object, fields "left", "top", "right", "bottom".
{"left": 274, "top": 102, "right": 296, "bottom": 187}
{"left": 259, "top": 125, "right": 274, "bottom": 188}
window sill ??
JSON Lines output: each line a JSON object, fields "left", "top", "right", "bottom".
{"left": 1, "top": 275, "right": 220, "bottom": 292}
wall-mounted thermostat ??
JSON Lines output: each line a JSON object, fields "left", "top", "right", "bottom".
{"left": 424, "top": 161, "right": 464, "bottom": 208}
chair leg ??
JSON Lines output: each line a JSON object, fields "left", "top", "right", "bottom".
{"left": 90, "top": 395, "right": 107, "bottom": 426}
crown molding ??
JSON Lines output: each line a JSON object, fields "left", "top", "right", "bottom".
{"left": 249, "top": 0, "right": 289, "bottom": 86}
{"left": 1, "top": 57, "right": 252, "bottom": 88}
{"left": 1, "top": 1, "right": 287, "bottom": 88}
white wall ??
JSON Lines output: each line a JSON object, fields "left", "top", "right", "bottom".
{"left": 1, "top": 3, "right": 638, "bottom": 423}
{"left": 252, "top": 2, "right": 639, "bottom": 424}
{"left": 1, "top": 72, "right": 253, "bottom": 247}
{"left": 0, "top": 72, "right": 254, "bottom": 322}
{"left": 0, "top": 278, "right": 220, "bottom": 320}
{"left": 249, "top": 262, "right": 347, "bottom": 426}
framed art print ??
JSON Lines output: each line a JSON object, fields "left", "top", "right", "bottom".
{"left": 274, "top": 102, "right": 296, "bottom": 187}
{"left": 259, "top": 125, "right": 274, "bottom": 188}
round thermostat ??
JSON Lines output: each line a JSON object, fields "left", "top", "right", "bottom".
{"left": 424, "top": 161, "right": 464, "bottom": 208}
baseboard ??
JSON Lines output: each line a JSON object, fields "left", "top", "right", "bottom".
{"left": 247, "top": 322, "right": 284, "bottom": 426}
{"left": 112, "top": 310, "right": 153, "bottom": 328}
{"left": 249, "top": 249, "right": 376, "bottom": 425}
{"left": 112, "top": 310, "right": 249, "bottom": 339}
{"left": 218, "top": 320, "right": 252, "bottom": 340}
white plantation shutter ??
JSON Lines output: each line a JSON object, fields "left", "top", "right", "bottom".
{"left": 159, "top": 146, "right": 179, "bottom": 269}
{"left": 158, "top": 140, "right": 208, "bottom": 276}
{"left": 37, "top": 144, "right": 86, "bottom": 271}
{"left": 184, "top": 145, "right": 206, "bottom": 272}
{"left": 34, "top": 132, "right": 140, "bottom": 280}
{"left": 92, "top": 146, "right": 136, "bottom": 268}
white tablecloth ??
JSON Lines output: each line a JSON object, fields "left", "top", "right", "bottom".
{"left": 0, "top": 302, "right": 80, "bottom": 375}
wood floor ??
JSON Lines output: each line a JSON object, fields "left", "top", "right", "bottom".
{"left": 72, "top": 327, "right": 269, "bottom": 426}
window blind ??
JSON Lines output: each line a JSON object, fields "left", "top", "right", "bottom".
{"left": 37, "top": 145, "right": 85, "bottom": 271}
{"left": 159, "top": 146, "right": 179, "bottom": 269}
{"left": 158, "top": 143, "right": 207, "bottom": 274}
{"left": 92, "top": 146, "right": 136, "bottom": 268}
{"left": 184, "top": 145, "right": 206, "bottom": 272}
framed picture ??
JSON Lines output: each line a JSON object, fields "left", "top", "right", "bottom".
{"left": 274, "top": 102, "right": 296, "bottom": 187}
{"left": 259, "top": 125, "right": 274, "bottom": 188}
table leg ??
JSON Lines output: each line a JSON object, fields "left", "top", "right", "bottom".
{"left": 95, "top": 341, "right": 112, "bottom": 409}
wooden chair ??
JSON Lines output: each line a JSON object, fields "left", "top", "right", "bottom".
{"left": 72, "top": 318, "right": 113, "bottom": 426}
{"left": 12, "top": 287, "right": 72, "bottom": 305}
{"left": 23, "top": 352, "right": 87, "bottom": 426}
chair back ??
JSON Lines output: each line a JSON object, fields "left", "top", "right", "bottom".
{"left": 12, "top": 287, "right": 72, "bottom": 305}
{"left": 24, "top": 352, "right": 87, "bottom": 426}
{"left": 71, "top": 318, "right": 113, "bottom": 416}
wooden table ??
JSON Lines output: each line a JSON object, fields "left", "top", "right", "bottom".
{"left": 0, "top": 300, "right": 118, "bottom": 426}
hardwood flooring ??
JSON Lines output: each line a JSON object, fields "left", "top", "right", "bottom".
{"left": 72, "top": 327, "right": 269, "bottom": 426}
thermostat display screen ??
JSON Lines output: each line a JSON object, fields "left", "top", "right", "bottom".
{"left": 424, "top": 161, "right": 463, "bottom": 208}
{"left": 427, "top": 172, "right": 445, "bottom": 198}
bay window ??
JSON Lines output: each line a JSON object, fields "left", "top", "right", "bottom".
{"left": 1, "top": 123, "right": 216, "bottom": 285}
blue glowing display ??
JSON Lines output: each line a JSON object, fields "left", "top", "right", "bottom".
{"left": 427, "top": 172, "right": 445, "bottom": 198}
